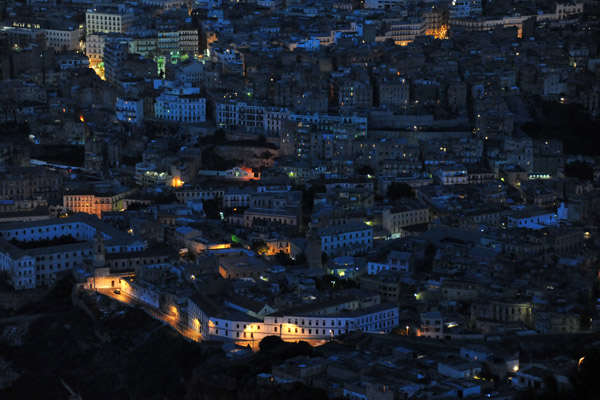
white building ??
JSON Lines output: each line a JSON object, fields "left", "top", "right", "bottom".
{"left": 85, "top": 33, "right": 106, "bottom": 63}
{"left": 420, "top": 311, "right": 444, "bottom": 339}
{"left": 257, "top": 0, "right": 283, "bottom": 11}
{"left": 169, "top": 59, "right": 205, "bottom": 86}
{"left": 506, "top": 208, "right": 557, "bottom": 229}
{"left": 223, "top": 187, "right": 253, "bottom": 209}
{"left": 437, "top": 358, "right": 483, "bottom": 379}
{"left": 364, "top": 0, "right": 406, "bottom": 9}
{"left": 11, "top": 20, "right": 81, "bottom": 51}
{"left": 85, "top": 4, "right": 134, "bottom": 35}
{"left": 318, "top": 222, "right": 373, "bottom": 257}
{"left": 382, "top": 201, "right": 430, "bottom": 238}
{"left": 188, "top": 296, "right": 399, "bottom": 343}
{"left": 450, "top": 0, "right": 483, "bottom": 18}
{"left": 379, "top": 18, "right": 427, "bottom": 43}
{"left": 58, "top": 52, "right": 90, "bottom": 70}
{"left": 141, "top": 0, "right": 185, "bottom": 11}
{"left": 215, "top": 100, "right": 265, "bottom": 131}
{"left": 155, "top": 84, "right": 206, "bottom": 123}
{"left": 44, "top": 28, "right": 80, "bottom": 51}
{"left": 0, "top": 214, "right": 145, "bottom": 290}
{"left": 555, "top": 2, "right": 584, "bottom": 18}
{"left": 367, "top": 251, "right": 413, "bottom": 274}
{"left": 116, "top": 97, "right": 144, "bottom": 125}
{"left": 435, "top": 164, "right": 468, "bottom": 185}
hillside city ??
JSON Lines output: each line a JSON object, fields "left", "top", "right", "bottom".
{"left": 0, "top": 0, "right": 599, "bottom": 399}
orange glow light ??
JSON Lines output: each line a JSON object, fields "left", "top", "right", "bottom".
{"left": 171, "top": 177, "right": 184, "bottom": 187}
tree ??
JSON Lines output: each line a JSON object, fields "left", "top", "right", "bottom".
{"left": 125, "top": 202, "right": 149, "bottom": 211}
{"left": 321, "top": 252, "right": 329, "bottom": 266}
{"left": 275, "top": 251, "right": 289, "bottom": 265}
{"left": 564, "top": 161, "right": 594, "bottom": 181}
{"left": 302, "top": 184, "right": 326, "bottom": 212}
{"left": 386, "top": 182, "right": 415, "bottom": 200}
{"left": 252, "top": 240, "right": 269, "bottom": 255}
{"left": 295, "top": 252, "right": 307, "bottom": 265}
{"left": 356, "top": 165, "right": 375, "bottom": 175}
{"left": 214, "top": 128, "right": 226, "bottom": 143}
{"left": 154, "top": 192, "right": 178, "bottom": 204}
{"left": 202, "top": 199, "right": 221, "bottom": 219}
{"left": 257, "top": 134, "right": 267, "bottom": 147}
{"left": 293, "top": 341, "right": 314, "bottom": 357}
{"left": 569, "top": 346, "right": 600, "bottom": 400}
{"left": 259, "top": 335, "right": 284, "bottom": 353}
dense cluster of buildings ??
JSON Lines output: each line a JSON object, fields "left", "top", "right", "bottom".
{"left": 0, "top": 0, "right": 599, "bottom": 397}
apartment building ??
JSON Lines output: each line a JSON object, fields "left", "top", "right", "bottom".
{"left": 0, "top": 166, "right": 63, "bottom": 202}
{"left": 188, "top": 296, "right": 399, "bottom": 343}
{"left": 155, "top": 85, "right": 206, "bottom": 123}
{"left": 318, "top": 222, "right": 373, "bottom": 257}
{"left": 63, "top": 187, "right": 135, "bottom": 218}
{"left": 85, "top": 5, "right": 134, "bottom": 35}
{"left": 0, "top": 214, "right": 145, "bottom": 290}
{"left": 382, "top": 200, "right": 430, "bottom": 238}
{"left": 115, "top": 97, "right": 144, "bottom": 125}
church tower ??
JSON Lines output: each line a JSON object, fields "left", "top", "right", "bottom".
{"left": 306, "top": 226, "right": 323, "bottom": 269}
{"left": 92, "top": 229, "right": 106, "bottom": 268}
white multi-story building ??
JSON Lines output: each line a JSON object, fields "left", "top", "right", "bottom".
{"left": 264, "top": 107, "right": 291, "bottom": 133}
{"left": 141, "top": 0, "right": 185, "bottom": 11}
{"left": 175, "top": 186, "right": 225, "bottom": 203}
{"left": 450, "top": 0, "right": 483, "bottom": 18}
{"left": 420, "top": 311, "right": 444, "bottom": 339}
{"left": 155, "top": 84, "right": 206, "bottom": 123}
{"left": 116, "top": 97, "right": 144, "bottom": 125}
{"left": 85, "top": 4, "right": 134, "bottom": 35}
{"left": 264, "top": 303, "right": 399, "bottom": 340}
{"left": 188, "top": 296, "right": 399, "bottom": 343}
{"left": 215, "top": 100, "right": 290, "bottom": 134}
{"left": 288, "top": 113, "right": 368, "bottom": 135}
{"left": 222, "top": 187, "right": 253, "bottom": 209}
{"left": 364, "top": 0, "right": 406, "bottom": 9}
{"left": 367, "top": 251, "right": 414, "bottom": 274}
{"left": 11, "top": 20, "right": 82, "bottom": 51}
{"left": 45, "top": 28, "right": 81, "bottom": 51}
{"left": 256, "top": 0, "right": 283, "bottom": 11}
{"left": 503, "top": 136, "right": 534, "bottom": 172}
{"left": 63, "top": 188, "right": 135, "bottom": 218}
{"left": 85, "top": 33, "right": 106, "bottom": 63}
{"left": 380, "top": 17, "right": 427, "bottom": 43}
{"left": 103, "top": 39, "right": 129, "bottom": 85}
{"left": 435, "top": 164, "right": 468, "bottom": 185}
{"left": 555, "top": 2, "right": 583, "bottom": 18}
{"left": 382, "top": 200, "right": 430, "bottom": 238}
{"left": 215, "top": 100, "right": 265, "bottom": 131}
{"left": 0, "top": 214, "right": 145, "bottom": 290}
{"left": 168, "top": 59, "right": 205, "bottom": 86}
{"left": 318, "top": 222, "right": 373, "bottom": 257}
{"left": 58, "top": 52, "right": 90, "bottom": 70}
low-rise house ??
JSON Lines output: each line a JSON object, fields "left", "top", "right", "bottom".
{"left": 437, "top": 357, "right": 482, "bottom": 379}
{"left": 218, "top": 255, "right": 269, "bottom": 280}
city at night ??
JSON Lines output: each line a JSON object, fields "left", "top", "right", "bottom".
{"left": 0, "top": 0, "right": 599, "bottom": 399}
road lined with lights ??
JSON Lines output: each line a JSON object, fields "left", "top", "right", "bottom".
{"left": 97, "top": 288, "right": 202, "bottom": 342}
